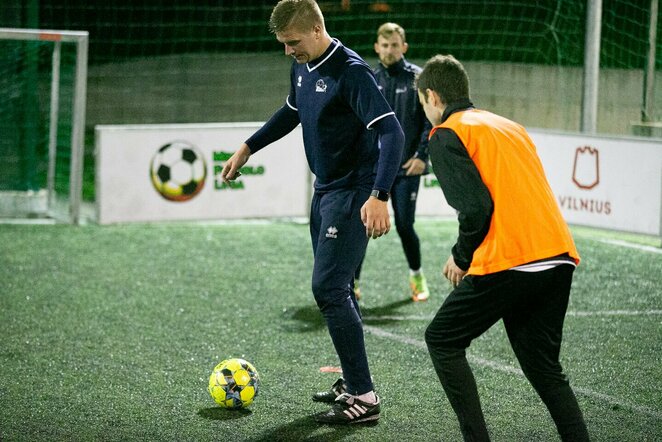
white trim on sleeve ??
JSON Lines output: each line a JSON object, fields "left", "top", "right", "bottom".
{"left": 286, "top": 96, "right": 298, "bottom": 111}
{"left": 366, "top": 111, "right": 395, "bottom": 129}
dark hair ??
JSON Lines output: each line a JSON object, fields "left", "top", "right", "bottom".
{"left": 269, "top": 0, "right": 324, "bottom": 34}
{"left": 416, "top": 54, "right": 470, "bottom": 104}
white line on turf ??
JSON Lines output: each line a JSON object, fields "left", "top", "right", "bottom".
{"left": 363, "top": 325, "right": 662, "bottom": 420}
{"left": 566, "top": 309, "right": 662, "bottom": 317}
{"left": 363, "top": 310, "right": 662, "bottom": 322}
{"left": 0, "top": 218, "right": 56, "bottom": 225}
{"left": 598, "top": 238, "right": 662, "bottom": 254}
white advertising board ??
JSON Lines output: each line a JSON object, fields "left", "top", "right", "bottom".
{"left": 95, "top": 123, "right": 309, "bottom": 224}
{"left": 414, "top": 173, "right": 455, "bottom": 217}
{"left": 96, "top": 122, "right": 662, "bottom": 237}
{"left": 530, "top": 130, "right": 662, "bottom": 236}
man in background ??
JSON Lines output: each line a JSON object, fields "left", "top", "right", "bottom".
{"left": 354, "top": 22, "right": 432, "bottom": 302}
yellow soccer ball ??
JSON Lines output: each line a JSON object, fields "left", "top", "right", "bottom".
{"left": 208, "top": 358, "right": 260, "bottom": 409}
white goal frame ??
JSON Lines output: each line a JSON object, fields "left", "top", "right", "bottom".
{"left": 0, "top": 28, "right": 88, "bottom": 224}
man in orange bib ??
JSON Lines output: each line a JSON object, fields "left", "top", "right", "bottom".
{"left": 416, "top": 55, "right": 589, "bottom": 441}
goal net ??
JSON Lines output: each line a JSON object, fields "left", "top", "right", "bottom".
{"left": 0, "top": 28, "right": 88, "bottom": 224}
{"left": 7, "top": 1, "right": 656, "bottom": 132}
{"left": 0, "top": 1, "right": 657, "bottom": 224}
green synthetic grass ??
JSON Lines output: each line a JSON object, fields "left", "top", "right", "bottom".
{"left": 1, "top": 219, "right": 660, "bottom": 441}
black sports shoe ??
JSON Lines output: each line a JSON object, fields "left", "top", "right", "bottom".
{"left": 314, "top": 393, "right": 380, "bottom": 424}
{"left": 312, "top": 378, "right": 346, "bottom": 403}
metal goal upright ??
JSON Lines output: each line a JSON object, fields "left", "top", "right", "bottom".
{"left": 0, "top": 28, "right": 88, "bottom": 225}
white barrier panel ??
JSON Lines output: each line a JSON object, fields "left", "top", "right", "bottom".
{"left": 96, "top": 123, "right": 661, "bottom": 236}
{"left": 530, "top": 130, "right": 662, "bottom": 236}
{"left": 406, "top": 129, "right": 662, "bottom": 237}
{"left": 414, "top": 173, "right": 456, "bottom": 217}
{"left": 95, "top": 123, "right": 309, "bottom": 224}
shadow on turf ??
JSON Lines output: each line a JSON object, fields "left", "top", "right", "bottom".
{"left": 197, "top": 407, "right": 253, "bottom": 420}
{"left": 198, "top": 404, "right": 377, "bottom": 440}
{"left": 245, "top": 414, "right": 377, "bottom": 442}
{"left": 283, "top": 298, "right": 413, "bottom": 333}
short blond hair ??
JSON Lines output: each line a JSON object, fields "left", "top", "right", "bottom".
{"left": 269, "top": 0, "right": 325, "bottom": 34}
{"left": 376, "top": 22, "right": 406, "bottom": 43}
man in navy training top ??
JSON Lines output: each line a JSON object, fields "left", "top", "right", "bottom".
{"left": 221, "top": 0, "right": 404, "bottom": 425}
{"left": 353, "top": 22, "right": 432, "bottom": 303}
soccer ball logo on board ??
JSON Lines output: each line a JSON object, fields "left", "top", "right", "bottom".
{"left": 149, "top": 141, "right": 207, "bottom": 201}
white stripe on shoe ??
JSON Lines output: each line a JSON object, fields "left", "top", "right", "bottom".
{"left": 343, "top": 403, "right": 368, "bottom": 419}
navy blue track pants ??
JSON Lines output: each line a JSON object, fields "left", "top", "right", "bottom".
{"left": 309, "top": 187, "right": 373, "bottom": 395}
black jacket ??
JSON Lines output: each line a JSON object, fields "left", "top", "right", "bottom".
{"left": 374, "top": 57, "right": 431, "bottom": 175}
{"left": 428, "top": 99, "right": 492, "bottom": 270}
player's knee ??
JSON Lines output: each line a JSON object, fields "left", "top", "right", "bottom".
{"left": 311, "top": 279, "right": 349, "bottom": 311}
{"left": 312, "top": 289, "right": 361, "bottom": 329}
{"left": 425, "top": 322, "right": 449, "bottom": 350}
{"left": 393, "top": 216, "right": 414, "bottom": 233}
{"left": 394, "top": 220, "right": 415, "bottom": 236}
{"left": 425, "top": 320, "right": 470, "bottom": 358}
{"left": 311, "top": 277, "right": 324, "bottom": 301}
{"left": 524, "top": 367, "right": 570, "bottom": 394}
{"left": 396, "top": 227, "right": 415, "bottom": 242}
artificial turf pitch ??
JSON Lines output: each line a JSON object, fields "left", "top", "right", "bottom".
{"left": 1, "top": 219, "right": 660, "bottom": 441}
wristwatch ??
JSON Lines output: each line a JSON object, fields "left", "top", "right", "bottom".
{"left": 370, "top": 189, "right": 389, "bottom": 202}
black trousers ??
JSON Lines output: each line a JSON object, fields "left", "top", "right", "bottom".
{"left": 424, "top": 265, "right": 589, "bottom": 441}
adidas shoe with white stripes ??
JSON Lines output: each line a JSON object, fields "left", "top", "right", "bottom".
{"left": 313, "top": 393, "right": 380, "bottom": 424}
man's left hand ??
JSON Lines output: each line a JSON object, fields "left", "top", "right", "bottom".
{"left": 360, "top": 197, "right": 391, "bottom": 239}
{"left": 403, "top": 157, "right": 426, "bottom": 176}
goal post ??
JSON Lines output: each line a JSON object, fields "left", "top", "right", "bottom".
{"left": 0, "top": 28, "right": 88, "bottom": 224}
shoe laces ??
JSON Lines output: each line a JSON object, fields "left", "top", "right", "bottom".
{"left": 330, "top": 378, "right": 347, "bottom": 396}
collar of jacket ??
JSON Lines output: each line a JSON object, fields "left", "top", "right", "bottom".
{"left": 440, "top": 98, "right": 475, "bottom": 123}
{"left": 383, "top": 57, "right": 407, "bottom": 77}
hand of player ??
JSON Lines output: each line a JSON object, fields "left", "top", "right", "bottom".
{"left": 360, "top": 197, "right": 391, "bottom": 239}
{"left": 442, "top": 255, "right": 466, "bottom": 287}
{"left": 221, "top": 143, "right": 251, "bottom": 184}
{"left": 402, "top": 157, "right": 426, "bottom": 176}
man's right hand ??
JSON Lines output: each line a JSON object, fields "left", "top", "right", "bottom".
{"left": 360, "top": 197, "right": 391, "bottom": 239}
{"left": 221, "top": 143, "right": 252, "bottom": 184}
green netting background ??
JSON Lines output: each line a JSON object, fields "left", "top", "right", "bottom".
{"left": 8, "top": 0, "right": 658, "bottom": 68}
{"left": 0, "top": 0, "right": 660, "bottom": 199}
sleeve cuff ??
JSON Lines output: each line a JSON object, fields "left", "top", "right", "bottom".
{"left": 451, "top": 245, "right": 471, "bottom": 271}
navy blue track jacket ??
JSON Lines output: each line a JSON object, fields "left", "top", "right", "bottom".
{"left": 374, "top": 57, "right": 431, "bottom": 175}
